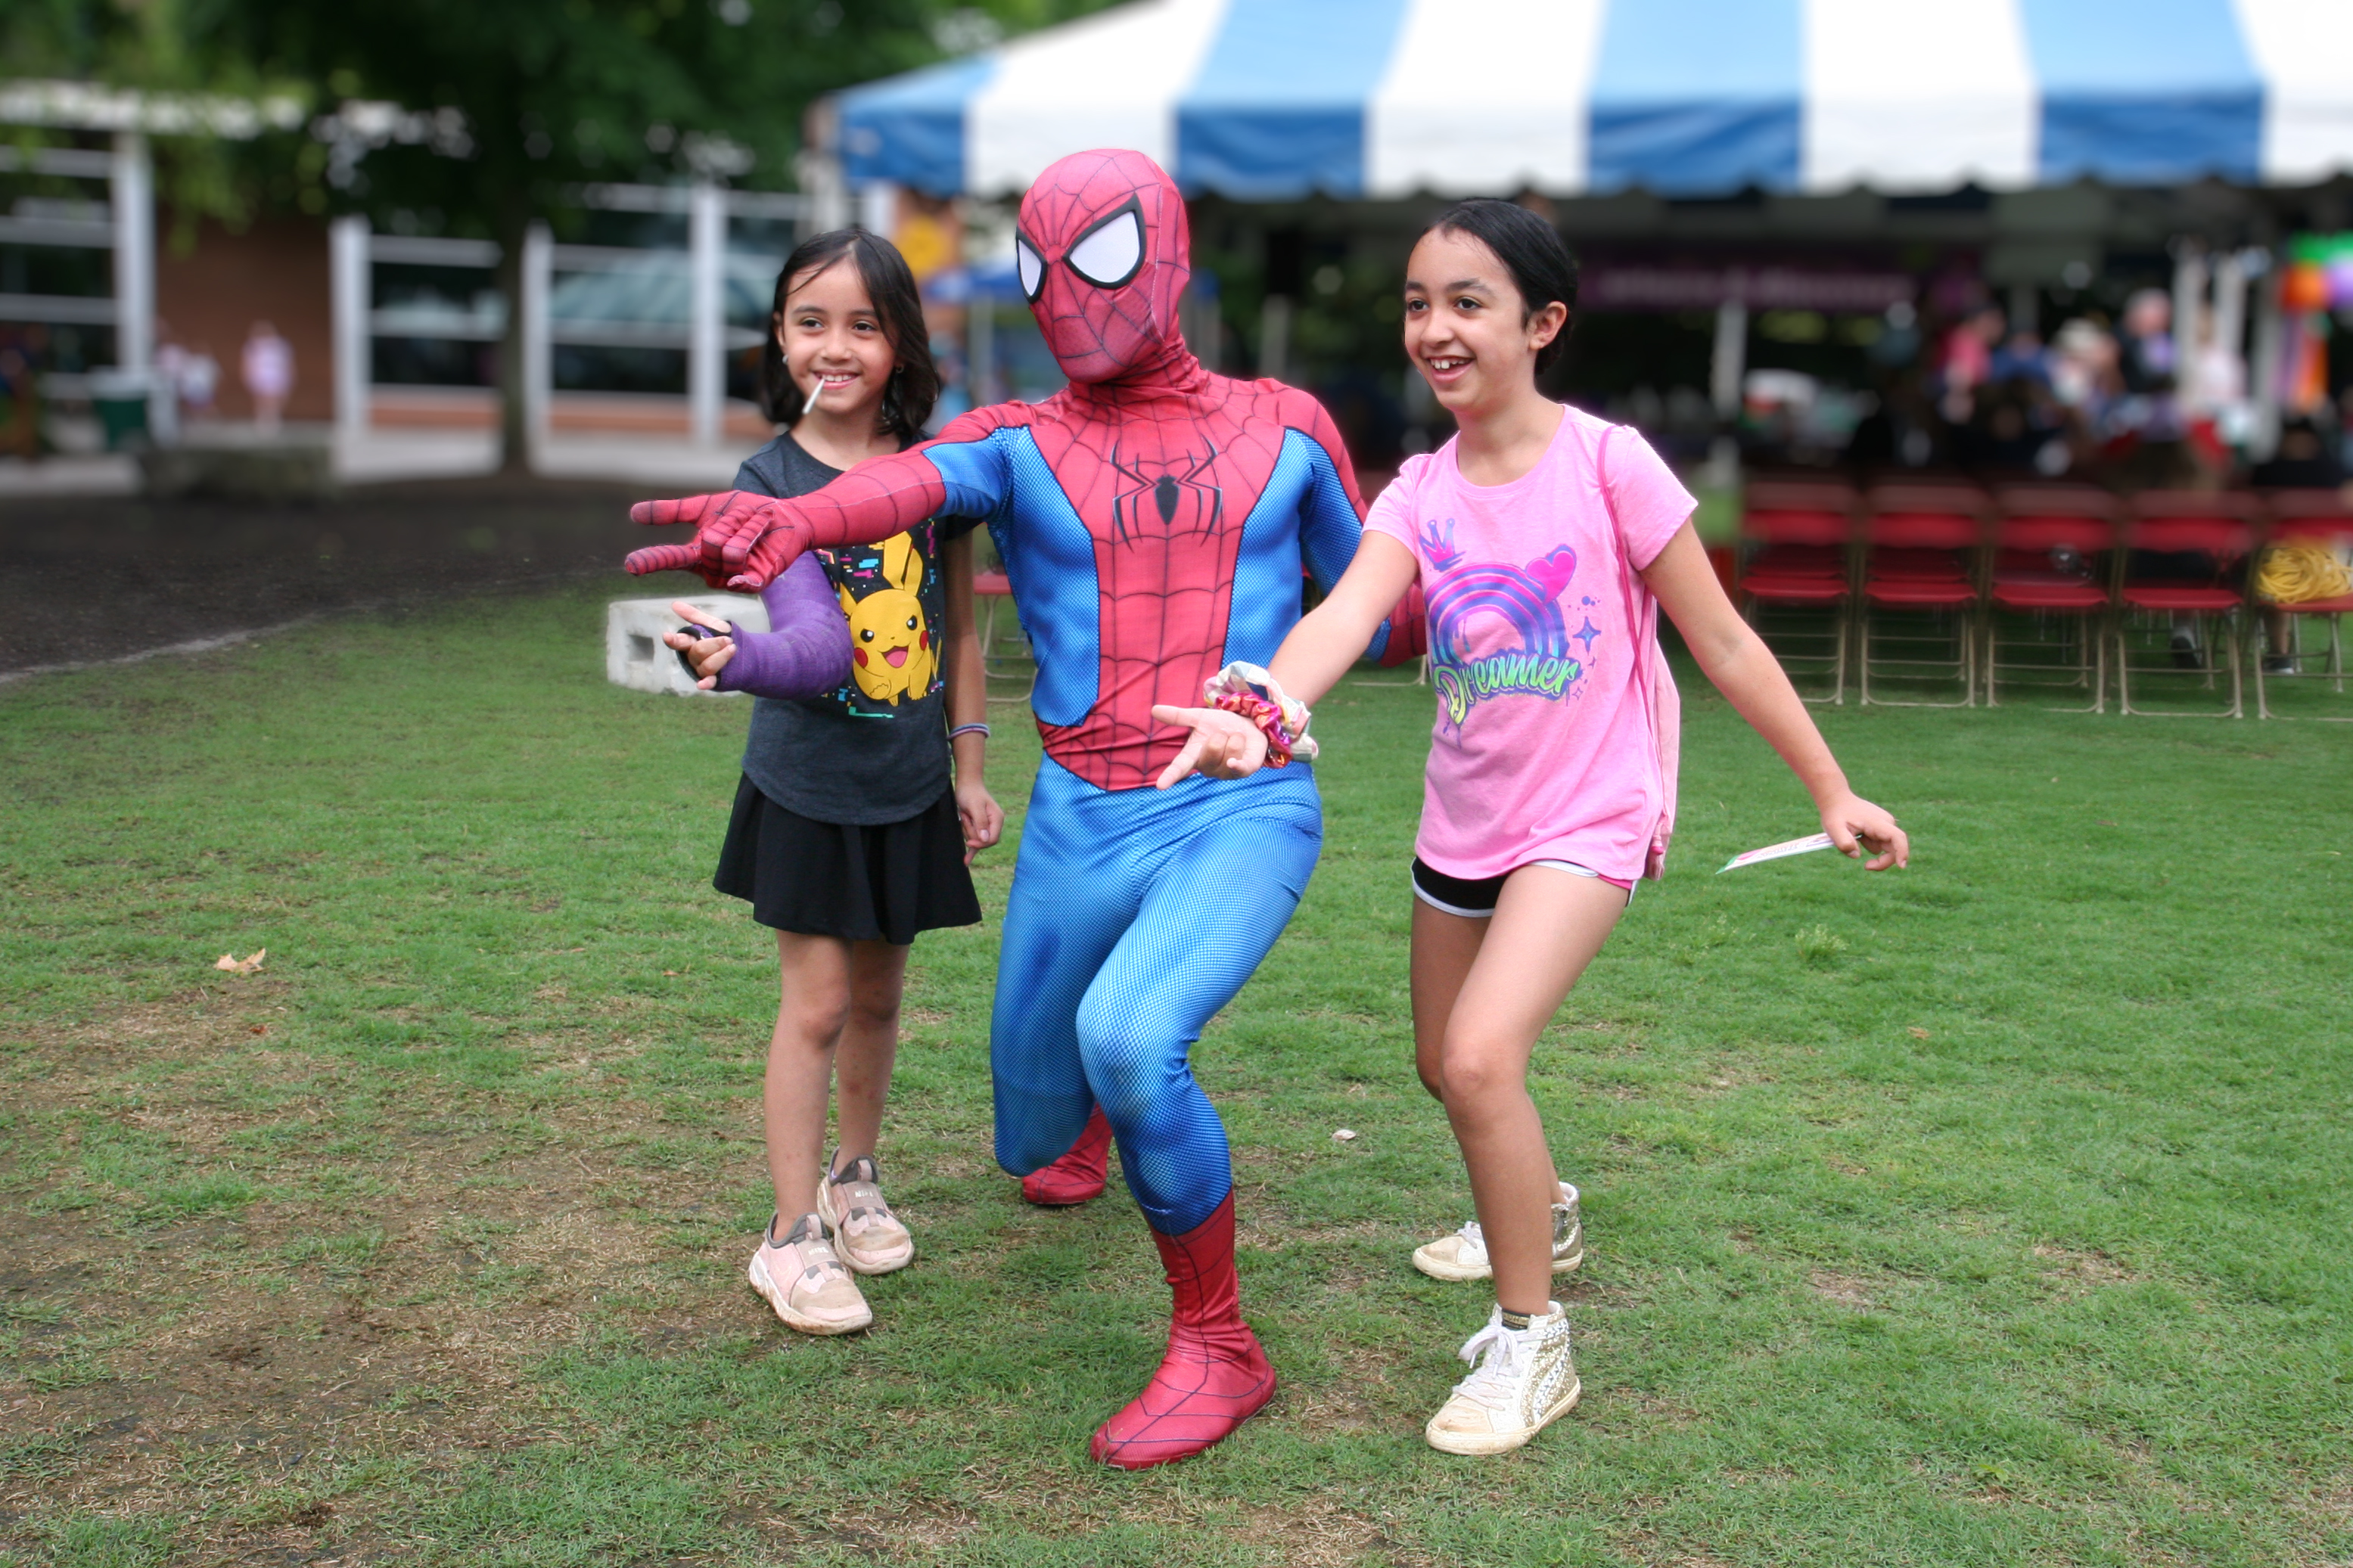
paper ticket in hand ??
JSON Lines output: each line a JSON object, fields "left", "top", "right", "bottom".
{"left": 1717, "top": 832, "right": 1839, "bottom": 874}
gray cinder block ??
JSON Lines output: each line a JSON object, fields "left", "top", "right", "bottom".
{"left": 606, "top": 594, "right": 768, "bottom": 697}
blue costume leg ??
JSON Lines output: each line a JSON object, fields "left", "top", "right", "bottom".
{"left": 990, "top": 761, "right": 1141, "bottom": 1178}
{"left": 1074, "top": 774, "right": 1323, "bottom": 1236}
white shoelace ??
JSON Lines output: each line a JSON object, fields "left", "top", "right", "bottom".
{"left": 1450, "top": 1318, "right": 1528, "bottom": 1413}
{"left": 1453, "top": 1220, "right": 1486, "bottom": 1255}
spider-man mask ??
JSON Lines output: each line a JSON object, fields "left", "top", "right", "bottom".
{"left": 1015, "top": 149, "right": 1192, "bottom": 385}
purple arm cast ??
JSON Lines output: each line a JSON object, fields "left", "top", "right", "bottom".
{"left": 711, "top": 551, "right": 852, "bottom": 700}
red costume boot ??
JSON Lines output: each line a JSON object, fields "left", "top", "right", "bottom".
{"left": 1089, "top": 1192, "right": 1276, "bottom": 1469}
{"left": 1021, "top": 1106, "right": 1112, "bottom": 1206}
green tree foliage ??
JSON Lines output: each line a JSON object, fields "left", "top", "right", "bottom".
{"left": 8, "top": 0, "right": 1117, "bottom": 456}
{"left": 3, "top": 0, "right": 306, "bottom": 239}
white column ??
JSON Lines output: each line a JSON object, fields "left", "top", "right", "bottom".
{"left": 688, "top": 182, "right": 726, "bottom": 449}
{"left": 330, "top": 216, "right": 372, "bottom": 442}
{"left": 110, "top": 132, "right": 154, "bottom": 378}
{"left": 797, "top": 99, "right": 850, "bottom": 234}
{"left": 859, "top": 179, "right": 899, "bottom": 239}
{"left": 521, "top": 222, "right": 553, "bottom": 464}
{"left": 807, "top": 158, "right": 849, "bottom": 234}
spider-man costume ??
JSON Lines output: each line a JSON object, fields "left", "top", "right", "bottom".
{"left": 626, "top": 148, "right": 1422, "bottom": 1469}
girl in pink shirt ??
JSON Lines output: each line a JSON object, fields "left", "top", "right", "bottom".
{"left": 1158, "top": 200, "right": 1907, "bottom": 1456}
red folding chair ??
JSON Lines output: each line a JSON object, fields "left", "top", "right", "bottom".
{"left": 1985, "top": 486, "right": 2119, "bottom": 710}
{"left": 1745, "top": 476, "right": 1860, "bottom": 515}
{"left": 2252, "top": 489, "right": 2353, "bottom": 719}
{"left": 1736, "top": 501, "right": 1854, "bottom": 704}
{"left": 1857, "top": 484, "right": 1985, "bottom": 706}
{"left": 1983, "top": 511, "right": 2116, "bottom": 709}
{"left": 2115, "top": 493, "right": 2256, "bottom": 718}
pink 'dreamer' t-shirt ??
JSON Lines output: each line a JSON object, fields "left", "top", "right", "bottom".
{"left": 1365, "top": 404, "right": 1696, "bottom": 883}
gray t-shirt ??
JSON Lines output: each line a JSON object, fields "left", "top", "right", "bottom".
{"left": 735, "top": 433, "right": 973, "bottom": 826}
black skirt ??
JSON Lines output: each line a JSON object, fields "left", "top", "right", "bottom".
{"left": 713, "top": 776, "right": 981, "bottom": 945}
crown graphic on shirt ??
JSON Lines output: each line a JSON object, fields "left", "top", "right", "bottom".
{"left": 1420, "top": 516, "right": 1462, "bottom": 570}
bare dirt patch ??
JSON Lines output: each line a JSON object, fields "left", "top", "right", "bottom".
{"left": 2032, "top": 1244, "right": 2139, "bottom": 1292}
{"left": 0, "top": 995, "right": 759, "bottom": 1562}
{"left": 1807, "top": 1269, "right": 1876, "bottom": 1309}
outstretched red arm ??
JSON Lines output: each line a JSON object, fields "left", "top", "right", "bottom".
{"left": 626, "top": 449, "right": 953, "bottom": 590}
{"left": 629, "top": 406, "right": 1027, "bottom": 588}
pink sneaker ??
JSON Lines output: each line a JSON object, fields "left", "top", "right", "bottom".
{"left": 747, "top": 1213, "right": 872, "bottom": 1335}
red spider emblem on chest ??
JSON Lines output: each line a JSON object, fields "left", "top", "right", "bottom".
{"left": 1110, "top": 439, "right": 1223, "bottom": 543}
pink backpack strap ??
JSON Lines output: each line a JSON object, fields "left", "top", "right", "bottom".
{"left": 1593, "top": 423, "right": 1680, "bottom": 879}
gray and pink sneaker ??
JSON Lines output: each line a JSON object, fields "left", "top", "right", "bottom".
{"left": 817, "top": 1155, "right": 914, "bottom": 1276}
{"left": 748, "top": 1212, "right": 872, "bottom": 1335}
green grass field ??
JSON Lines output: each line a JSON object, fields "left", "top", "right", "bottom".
{"left": 3, "top": 585, "right": 2348, "bottom": 1567}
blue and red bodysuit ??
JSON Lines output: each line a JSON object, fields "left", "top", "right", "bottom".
{"left": 626, "top": 149, "right": 1420, "bottom": 1469}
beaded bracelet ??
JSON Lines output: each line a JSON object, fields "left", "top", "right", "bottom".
{"left": 948, "top": 722, "right": 991, "bottom": 741}
{"left": 1201, "top": 662, "right": 1317, "bottom": 767}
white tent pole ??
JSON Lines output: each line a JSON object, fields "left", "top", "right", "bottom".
{"left": 688, "top": 182, "right": 726, "bottom": 449}
{"left": 329, "top": 215, "right": 371, "bottom": 444}
{"left": 2212, "top": 251, "right": 2247, "bottom": 363}
{"left": 2171, "top": 241, "right": 2205, "bottom": 389}
{"left": 1710, "top": 298, "right": 1747, "bottom": 418}
{"left": 968, "top": 290, "right": 995, "bottom": 404}
{"left": 2247, "top": 262, "right": 2284, "bottom": 462}
{"left": 1708, "top": 297, "right": 1748, "bottom": 488}
{"left": 522, "top": 222, "right": 552, "bottom": 467}
{"left": 1258, "top": 294, "right": 1292, "bottom": 383}
{"left": 110, "top": 131, "right": 153, "bottom": 379}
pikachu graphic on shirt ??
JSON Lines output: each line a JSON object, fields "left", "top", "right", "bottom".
{"left": 839, "top": 532, "right": 937, "bottom": 706}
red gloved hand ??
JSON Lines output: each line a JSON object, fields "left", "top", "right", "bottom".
{"left": 624, "top": 492, "right": 810, "bottom": 591}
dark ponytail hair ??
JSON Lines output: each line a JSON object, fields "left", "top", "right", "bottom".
{"left": 1424, "top": 199, "right": 1579, "bottom": 374}
{"left": 758, "top": 225, "right": 939, "bottom": 441}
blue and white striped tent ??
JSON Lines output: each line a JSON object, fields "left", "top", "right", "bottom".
{"left": 838, "top": 0, "right": 2353, "bottom": 201}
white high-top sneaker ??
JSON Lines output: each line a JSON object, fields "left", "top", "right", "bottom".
{"left": 1412, "top": 1183, "right": 1583, "bottom": 1282}
{"left": 1424, "top": 1302, "right": 1581, "bottom": 1455}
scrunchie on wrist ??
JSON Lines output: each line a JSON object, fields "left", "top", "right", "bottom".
{"left": 1201, "top": 661, "right": 1316, "bottom": 768}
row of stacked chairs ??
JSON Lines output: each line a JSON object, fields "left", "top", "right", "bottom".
{"left": 1735, "top": 477, "right": 2353, "bottom": 719}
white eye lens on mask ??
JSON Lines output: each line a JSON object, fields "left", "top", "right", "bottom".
{"left": 1065, "top": 206, "right": 1143, "bottom": 290}
{"left": 1015, "top": 237, "right": 1045, "bottom": 301}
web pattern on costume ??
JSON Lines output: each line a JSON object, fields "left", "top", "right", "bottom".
{"left": 1020, "top": 381, "right": 1351, "bottom": 788}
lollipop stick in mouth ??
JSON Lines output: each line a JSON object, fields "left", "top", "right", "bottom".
{"left": 802, "top": 375, "right": 824, "bottom": 417}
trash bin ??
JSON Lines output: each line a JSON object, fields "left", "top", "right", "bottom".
{"left": 86, "top": 368, "right": 151, "bottom": 451}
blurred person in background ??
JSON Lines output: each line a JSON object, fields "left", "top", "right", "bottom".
{"left": 1935, "top": 303, "right": 2004, "bottom": 424}
{"left": 1990, "top": 320, "right": 2050, "bottom": 388}
{"left": 153, "top": 323, "right": 188, "bottom": 446}
{"left": 2118, "top": 289, "right": 2176, "bottom": 393}
{"left": 241, "top": 321, "right": 294, "bottom": 433}
{"left": 181, "top": 343, "right": 221, "bottom": 424}
{"left": 0, "top": 344, "right": 39, "bottom": 461}
{"left": 2050, "top": 316, "right": 2120, "bottom": 413}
